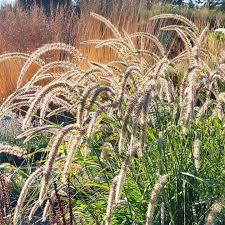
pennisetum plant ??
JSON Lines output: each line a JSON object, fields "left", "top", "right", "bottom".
{"left": 0, "top": 11, "right": 224, "bottom": 224}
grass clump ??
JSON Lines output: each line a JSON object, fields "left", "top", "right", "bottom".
{"left": 0, "top": 12, "right": 224, "bottom": 225}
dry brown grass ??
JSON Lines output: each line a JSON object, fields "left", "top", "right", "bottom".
{"left": 0, "top": 60, "right": 39, "bottom": 103}
{"left": 0, "top": 1, "right": 224, "bottom": 103}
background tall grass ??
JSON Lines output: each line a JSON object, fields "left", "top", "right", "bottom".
{"left": 0, "top": 1, "right": 225, "bottom": 103}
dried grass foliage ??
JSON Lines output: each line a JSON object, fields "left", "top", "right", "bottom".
{"left": 0, "top": 1, "right": 188, "bottom": 103}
